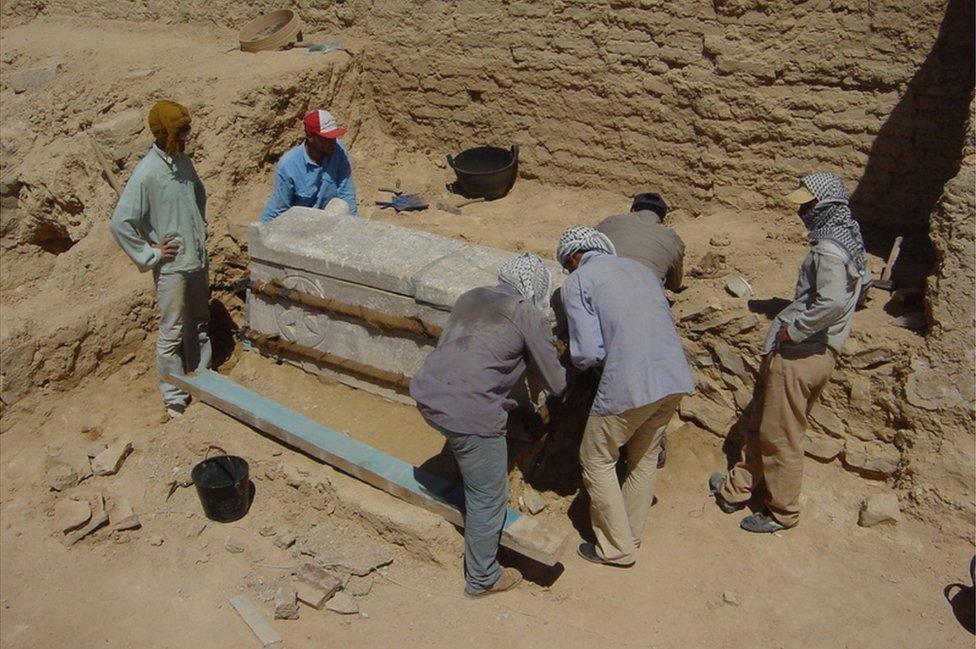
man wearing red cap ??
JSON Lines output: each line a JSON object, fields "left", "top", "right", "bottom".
{"left": 260, "top": 109, "right": 357, "bottom": 222}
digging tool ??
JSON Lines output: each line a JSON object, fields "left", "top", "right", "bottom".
{"left": 374, "top": 192, "right": 428, "bottom": 212}
{"left": 436, "top": 197, "right": 485, "bottom": 215}
{"left": 85, "top": 132, "right": 122, "bottom": 196}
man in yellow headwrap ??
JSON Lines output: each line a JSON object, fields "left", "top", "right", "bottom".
{"left": 110, "top": 100, "right": 210, "bottom": 419}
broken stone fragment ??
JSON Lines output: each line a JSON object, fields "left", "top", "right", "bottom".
{"left": 280, "top": 463, "right": 305, "bottom": 488}
{"left": 345, "top": 574, "right": 374, "bottom": 597}
{"left": 848, "top": 347, "right": 893, "bottom": 370}
{"left": 274, "top": 533, "right": 296, "bottom": 550}
{"left": 325, "top": 591, "right": 359, "bottom": 615}
{"left": 224, "top": 537, "right": 245, "bottom": 554}
{"left": 46, "top": 463, "right": 80, "bottom": 492}
{"left": 724, "top": 276, "right": 753, "bottom": 298}
{"left": 721, "top": 590, "right": 740, "bottom": 606}
{"left": 6, "top": 63, "right": 60, "bottom": 93}
{"left": 844, "top": 440, "right": 900, "bottom": 477}
{"left": 273, "top": 584, "right": 300, "bottom": 620}
{"left": 678, "top": 396, "right": 734, "bottom": 436}
{"left": 292, "top": 562, "right": 342, "bottom": 599}
{"left": 520, "top": 487, "right": 547, "bottom": 515}
{"left": 709, "top": 234, "right": 731, "bottom": 247}
{"left": 259, "top": 525, "right": 276, "bottom": 537}
{"left": 185, "top": 521, "right": 207, "bottom": 538}
{"left": 106, "top": 493, "right": 140, "bottom": 531}
{"left": 92, "top": 441, "right": 133, "bottom": 476}
{"left": 809, "top": 404, "right": 846, "bottom": 438}
{"left": 804, "top": 431, "right": 845, "bottom": 462}
{"left": 858, "top": 492, "right": 901, "bottom": 527}
{"left": 295, "top": 581, "right": 332, "bottom": 609}
{"left": 85, "top": 443, "right": 108, "bottom": 459}
{"left": 298, "top": 522, "right": 394, "bottom": 576}
{"left": 64, "top": 493, "right": 109, "bottom": 547}
{"left": 54, "top": 497, "right": 92, "bottom": 534}
{"left": 710, "top": 342, "right": 751, "bottom": 381}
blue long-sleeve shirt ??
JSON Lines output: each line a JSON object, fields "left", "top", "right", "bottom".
{"left": 563, "top": 251, "right": 693, "bottom": 416}
{"left": 259, "top": 142, "right": 357, "bottom": 222}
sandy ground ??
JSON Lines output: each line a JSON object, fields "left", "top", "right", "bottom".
{"left": 0, "top": 16, "right": 973, "bottom": 649}
{"left": 2, "top": 352, "right": 974, "bottom": 649}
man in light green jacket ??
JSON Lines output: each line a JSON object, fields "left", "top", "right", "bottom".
{"left": 110, "top": 100, "right": 210, "bottom": 418}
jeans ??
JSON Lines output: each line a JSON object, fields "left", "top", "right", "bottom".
{"left": 442, "top": 431, "right": 508, "bottom": 592}
{"left": 154, "top": 268, "right": 212, "bottom": 407}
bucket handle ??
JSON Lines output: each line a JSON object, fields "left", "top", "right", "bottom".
{"left": 446, "top": 154, "right": 455, "bottom": 169}
{"left": 205, "top": 444, "right": 229, "bottom": 460}
{"left": 203, "top": 445, "right": 239, "bottom": 484}
{"left": 510, "top": 144, "right": 519, "bottom": 162}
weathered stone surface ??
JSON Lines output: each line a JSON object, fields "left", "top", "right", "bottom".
{"left": 106, "top": 493, "right": 140, "bottom": 531}
{"left": 46, "top": 463, "right": 80, "bottom": 492}
{"left": 724, "top": 276, "right": 753, "bottom": 298}
{"left": 185, "top": 521, "right": 207, "bottom": 538}
{"left": 848, "top": 347, "right": 893, "bottom": 370}
{"left": 91, "top": 109, "right": 145, "bottom": 152}
{"left": 298, "top": 521, "right": 393, "bottom": 576}
{"left": 676, "top": 303, "right": 721, "bottom": 323}
{"left": 292, "top": 563, "right": 342, "bottom": 598}
{"left": 345, "top": 574, "right": 374, "bottom": 597}
{"left": 273, "top": 585, "right": 300, "bottom": 620}
{"left": 858, "top": 492, "right": 902, "bottom": 527}
{"left": 91, "top": 441, "right": 132, "bottom": 476}
{"left": 805, "top": 431, "right": 845, "bottom": 461}
{"left": 809, "top": 404, "right": 846, "bottom": 438}
{"left": 54, "top": 497, "right": 91, "bottom": 534}
{"left": 250, "top": 207, "right": 562, "bottom": 309}
{"left": 295, "top": 581, "right": 332, "bottom": 609}
{"left": 325, "top": 591, "right": 359, "bottom": 615}
{"left": 679, "top": 395, "right": 734, "bottom": 436}
{"left": 6, "top": 63, "right": 59, "bottom": 93}
{"left": 904, "top": 358, "right": 966, "bottom": 411}
{"left": 274, "top": 533, "right": 297, "bottom": 550}
{"left": 520, "top": 487, "right": 547, "bottom": 515}
{"left": 710, "top": 342, "right": 751, "bottom": 381}
{"left": 224, "top": 537, "right": 245, "bottom": 554}
{"left": 695, "top": 375, "right": 730, "bottom": 408}
{"left": 844, "top": 440, "right": 900, "bottom": 476}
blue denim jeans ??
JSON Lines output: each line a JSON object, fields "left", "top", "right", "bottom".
{"left": 442, "top": 431, "right": 508, "bottom": 593}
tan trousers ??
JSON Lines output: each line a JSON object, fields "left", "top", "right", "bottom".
{"left": 580, "top": 394, "right": 683, "bottom": 564}
{"left": 720, "top": 346, "right": 835, "bottom": 527}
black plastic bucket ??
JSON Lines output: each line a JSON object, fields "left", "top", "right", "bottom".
{"left": 447, "top": 145, "right": 519, "bottom": 200}
{"left": 191, "top": 446, "right": 251, "bottom": 523}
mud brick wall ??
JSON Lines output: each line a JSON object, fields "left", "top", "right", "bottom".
{"left": 357, "top": 0, "right": 973, "bottom": 243}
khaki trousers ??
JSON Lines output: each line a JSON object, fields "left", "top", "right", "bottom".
{"left": 580, "top": 394, "right": 683, "bottom": 564}
{"left": 720, "top": 346, "right": 835, "bottom": 527}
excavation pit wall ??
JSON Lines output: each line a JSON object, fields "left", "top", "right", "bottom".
{"left": 0, "top": 4, "right": 971, "bottom": 534}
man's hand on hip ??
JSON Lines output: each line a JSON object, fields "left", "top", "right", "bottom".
{"left": 155, "top": 235, "right": 180, "bottom": 263}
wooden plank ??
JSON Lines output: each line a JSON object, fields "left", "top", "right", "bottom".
{"left": 229, "top": 595, "right": 282, "bottom": 648}
{"left": 166, "top": 370, "right": 567, "bottom": 566}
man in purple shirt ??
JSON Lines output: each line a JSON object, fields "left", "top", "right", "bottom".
{"left": 410, "top": 253, "right": 567, "bottom": 598}
{"left": 260, "top": 109, "right": 358, "bottom": 222}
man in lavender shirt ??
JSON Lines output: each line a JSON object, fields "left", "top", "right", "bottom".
{"left": 410, "top": 253, "right": 567, "bottom": 598}
{"left": 557, "top": 226, "right": 693, "bottom": 567}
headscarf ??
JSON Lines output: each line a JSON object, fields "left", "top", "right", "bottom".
{"left": 148, "top": 100, "right": 191, "bottom": 158}
{"left": 498, "top": 253, "right": 552, "bottom": 311}
{"left": 556, "top": 225, "right": 617, "bottom": 267}
{"left": 798, "top": 172, "right": 867, "bottom": 274}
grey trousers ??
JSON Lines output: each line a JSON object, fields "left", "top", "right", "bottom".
{"left": 442, "top": 431, "right": 508, "bottom": 592}
{"left": 154, "top": 268, "right": 212, "bottom": 407}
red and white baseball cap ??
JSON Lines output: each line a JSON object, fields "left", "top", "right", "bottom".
{"left": 303, "top": 109, "right": 346, "bottom": 139}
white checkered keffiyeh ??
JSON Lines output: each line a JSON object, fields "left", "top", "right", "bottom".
{"left": 555, "top": 225, "right": 617, "bottom": 267}
{"left": 497, "top": 253, "right": 552, "bottom": 311}
{"left": 799, "top": 171, "right": 867, "bottom": 274}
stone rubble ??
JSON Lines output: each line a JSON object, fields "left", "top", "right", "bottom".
{"left": 858, "top": 493, "right": 902, "bottom": 527}
{"left": 91, "top": 441, "right": 133, "bottom": 476}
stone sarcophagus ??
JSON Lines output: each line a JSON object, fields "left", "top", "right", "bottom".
{"left": 246, "top": 206, "right": 563, "bottom": 402}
